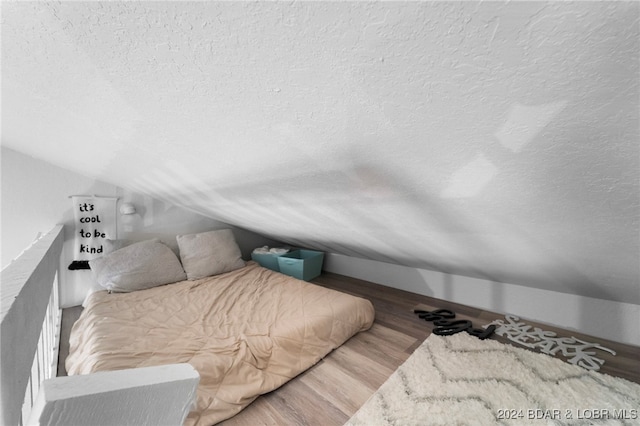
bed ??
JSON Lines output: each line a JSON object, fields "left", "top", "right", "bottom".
{"left": 65, "top": 231, "right": 375, "bottom": 426}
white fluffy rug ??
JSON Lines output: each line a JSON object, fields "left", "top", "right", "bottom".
{"left": 346, "top": 333, "right": 640, "bottom": 425}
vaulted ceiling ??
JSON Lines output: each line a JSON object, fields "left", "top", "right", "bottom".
{"left": 2, "top": 1, "right": 638, "bottom": 304}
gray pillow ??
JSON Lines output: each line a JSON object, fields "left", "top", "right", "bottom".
{"left": 176, "top": 229, "right": 246, "bottom": 280}
{"left": 103, "top": 238, "right": 132, "bottom": 253}
{"left": 90, "top": 239, "right": 187, "bottom": 292}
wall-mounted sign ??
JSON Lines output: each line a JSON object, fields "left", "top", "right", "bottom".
{"left": 71, "top": 195, "right": 117, "bottom": 261}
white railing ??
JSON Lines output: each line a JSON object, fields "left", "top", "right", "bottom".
{"left": 1, "top": 225, "right": 64, "bottom": 426}
{"left": 28, "top": 363, "right": 199, "bottom": 426}
{"left": 20, "top": 275, "right": 61, "bottom": 424}
{"left": 2, "top": 224, "right": 199, "bottom": 426}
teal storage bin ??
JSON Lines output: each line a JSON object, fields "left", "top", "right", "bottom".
{"left": 251, "top": 252, "right": 285, "bottom": 272}
{"left": 277, "top": 249, "right": 324, "bottom": 281}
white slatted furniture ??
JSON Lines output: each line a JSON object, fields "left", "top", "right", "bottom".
{"left": 1, "top": 225, "right": 199, "bottom": 426}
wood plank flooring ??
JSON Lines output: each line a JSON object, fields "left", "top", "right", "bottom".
{"left": 57, "top": 305, "right": 82, "bottom": 376}
{"left": 58, "top": 272, "right": 640, "bottom": 425}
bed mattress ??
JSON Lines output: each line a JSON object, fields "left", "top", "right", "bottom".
{"left": 66, "top": 261, "right": 375, "bottom": 425}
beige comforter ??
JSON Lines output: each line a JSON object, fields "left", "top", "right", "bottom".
{"left": 66, "top": 262, "right": 375, "bottom": 425}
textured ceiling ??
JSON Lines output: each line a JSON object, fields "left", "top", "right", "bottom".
{"left": 2, "top": 1, "right": 638, "bottom": 304}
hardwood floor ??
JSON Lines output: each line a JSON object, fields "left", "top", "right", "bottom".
{"left": 57, "top": 305, "right": 82, "bottom": 376}
{"left": 59, "top": 272, "right": 640, "bottom": 425}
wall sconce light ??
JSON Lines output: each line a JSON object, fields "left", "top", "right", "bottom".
{"left": 119, "top": 202, "right": 136, "bottom": 215}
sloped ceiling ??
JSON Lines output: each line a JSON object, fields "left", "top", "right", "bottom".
{"left": 2, "top": 1, "right": 638, "bottom": 304}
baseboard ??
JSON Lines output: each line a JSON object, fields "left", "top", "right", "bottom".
{"left": 324, "top": 253, "right": 640, "bottom": 347}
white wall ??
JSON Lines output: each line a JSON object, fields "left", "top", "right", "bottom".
{"left": 325, "top": 253, "right": 640, "bottom": 347}
{"left": 3, "top": 147, "right": 638, "bottom": 345}
{"left": 1, "top": 148, "right": 280, "bottom": 307}
{"left": 1, "top": 147, "right": 116, "bottom": 267}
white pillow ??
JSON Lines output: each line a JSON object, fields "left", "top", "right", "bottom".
{"left": 90, "top": 239, "right": 187, "bottom": 292}
{"left": 103, "top": 238, "right": 132, "bottom": 253}
{"left": 82, "top": 239, "right": 134, "bottom": 304}
{"left": 176, "top": 229, "right": 246, "bottom": 280}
